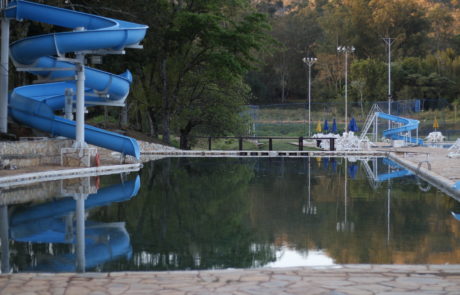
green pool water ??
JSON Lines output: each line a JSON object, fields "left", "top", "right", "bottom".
{"left": 4, "top": 157, "right": 460, "bottom": 273}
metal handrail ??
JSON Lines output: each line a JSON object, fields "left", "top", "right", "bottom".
{"left": 192, "top": 136, "right": 337, "bottom": 152}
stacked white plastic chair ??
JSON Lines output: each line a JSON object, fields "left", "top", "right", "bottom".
{"left": 425, "top": 131, "right": 446, "bottom": 143}
{"left": 315, "top": 132, "right": 371, "bottom": 151}
{"left": 448, "top": 139, "right": 460, "bottom": 158}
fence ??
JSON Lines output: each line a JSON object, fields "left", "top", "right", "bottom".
{"left": 245, "top": 98, "right": 457, "bottom": 140}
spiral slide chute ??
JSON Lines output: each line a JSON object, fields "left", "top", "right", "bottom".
{"left": 4, "top": 0, "right": 148, "bottom": 159}
{"left": 376, "top": 112, "right": 423, "bottom": 145}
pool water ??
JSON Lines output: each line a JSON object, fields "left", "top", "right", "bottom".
{"left": 3, "top": 157, "right": 460, "bottom": 273}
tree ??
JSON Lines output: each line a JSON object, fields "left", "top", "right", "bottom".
{"left": 370, "top": 0, "right": 430, "bottom": 57}
{"left": 350, "top": 58, "right": 386, "bottom": 101}
{"left": 135, "top": 0, "right": 271, "bottom": 144}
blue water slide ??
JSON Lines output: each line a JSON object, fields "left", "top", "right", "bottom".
{"left": 375, "top": 112, "right": 423, "bottom": 145}
{"left": 4, "top": 1, "right": 148, "bottom": 159}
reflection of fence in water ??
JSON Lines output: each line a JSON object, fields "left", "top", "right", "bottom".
{"left": 247, "top": 98, "right": 454, "bottom": 138}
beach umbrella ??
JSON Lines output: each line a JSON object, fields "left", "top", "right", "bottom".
{"left": 316, "top": 121, "right": 322, "bottom": 133}
{"left": 332, "top": 118, "right": 337, "bottom": 133}
{"left": 433, "top": 117, "right": 439, "bottom": 131}
{"left": 349, "top": 117, "right": 358, "bottom": 132}
{"left": 353, "top": 118, "right": 358, "bottom": 132}
{"left": 323, "top": 119, "right": 329, "bottom": 133}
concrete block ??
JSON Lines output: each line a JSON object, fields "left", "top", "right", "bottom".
{"left": 393, "top": 140, "right": 405, "bottom": 148}
{"left": 61, "top": 147, "right": 98, "bottom": 167}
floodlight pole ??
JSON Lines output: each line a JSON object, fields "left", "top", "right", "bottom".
{"left": 383, "top": 38, "right": 395, "bottom": 129}
{"left": 0, "top": 0, "right": 10, "bottom": 133}
{"left": 302, "top": 57, "right": 317, "bottom": 137}
{"left": 337, "top": 46, "right": 355, "bottom": 132}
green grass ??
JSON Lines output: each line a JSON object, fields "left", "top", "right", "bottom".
{"left": 192, "top": 137, "right": 318, "bottom": 151}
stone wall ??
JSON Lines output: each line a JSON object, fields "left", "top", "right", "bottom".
{"left": 0, "top": 138, "right": 175, "bottom": 168}
{"left": 0, "top": 138, "right": 73, "bottom": 167}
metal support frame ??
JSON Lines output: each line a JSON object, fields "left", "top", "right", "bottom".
{"left": 0, "top": 2, "right": 10, "bottom": 133}
{"left": 64, "top": 88, "right": 74, "bottom": 120}
{"left": 73, "top": 52, "right": 87, "bottom": 148}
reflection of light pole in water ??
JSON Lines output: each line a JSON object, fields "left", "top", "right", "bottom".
{"left": 303, "top": 157, "right": 317, "bottom": 215}
{"left": 0, "top": 205, "right": 10, "bottom": 273}
{"left": 387, "top": 166, "right": 391, "bottom": 243}
{"left": 337, "top": 159, "right": 354, "bottom": 232}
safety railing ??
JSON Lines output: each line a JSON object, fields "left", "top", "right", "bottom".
{"left": 193, "top": 136, "right": 336, "bottom": 151}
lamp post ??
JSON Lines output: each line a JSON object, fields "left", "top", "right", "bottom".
{"left": 337, "top": 46, "right": 355, "bottom": 132}
{"left": 383, "top": 38, "right": 395, "bottom": 129}
{"left": 302, "top": 57, "right": 317, "bottom": 137}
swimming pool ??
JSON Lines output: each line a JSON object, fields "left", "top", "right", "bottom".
{"left": 2, "top": 157, "right": 460, "bottom": 273}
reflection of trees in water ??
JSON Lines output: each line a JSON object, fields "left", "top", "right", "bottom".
{"left": 249, "top": 157, "right": 460, "bottom": 265}
{"left": 327, "top": 162, "right": 460, "bottom": 264}
{"left": 99, "top": 158, "right": 275, "bottom": 271}
{"left": 92, "top": 157, "right": 460, "bottom": 269}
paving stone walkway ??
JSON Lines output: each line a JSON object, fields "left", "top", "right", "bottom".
{"left": 1, "top": 265, "right": 460, "bottom": 295}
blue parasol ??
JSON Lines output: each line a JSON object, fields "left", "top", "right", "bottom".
{"left": 323, "top": 119, "right": 329, "bottom": 133}
{"left": 332, "top": 118, "right": 337, "bottom": 133}
{"left": 348, "top": 117, "right": 358, "bottom": 132}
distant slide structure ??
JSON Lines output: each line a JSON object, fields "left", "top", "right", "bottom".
{"left": 4, "top": 0, "right": 148, "bottom": 159}
{"left": 376, "top": 112, "right": 423, "bottom": 145}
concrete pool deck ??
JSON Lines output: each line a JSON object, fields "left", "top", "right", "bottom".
{"left": 1, "top": 264, "right": 460, "bottom": 295}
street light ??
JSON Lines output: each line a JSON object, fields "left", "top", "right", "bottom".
{"left": 337, "top": 46, "right": 355, "bottom": 132}
{"left": 302, "top": 57, "right": 317, "bottom": 137}
{"left": 383, "top": 38, "right": 395, "bottom": 129}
